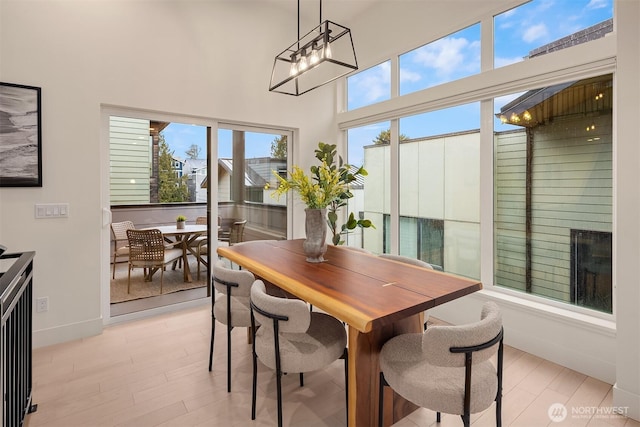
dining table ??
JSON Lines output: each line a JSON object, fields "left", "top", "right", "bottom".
{"left": 143, "top": 224, "right": 208, "bottom": 282}
{"left": 217, "top": 239, "right": 482, "bottom": 427}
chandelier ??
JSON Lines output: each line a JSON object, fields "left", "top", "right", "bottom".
{"left": 269, "top": 0, "right": 358, "bottom": 96}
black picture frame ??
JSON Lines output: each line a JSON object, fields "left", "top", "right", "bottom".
{"left": 0, "top": 82, "right": 42, "bottom": 187}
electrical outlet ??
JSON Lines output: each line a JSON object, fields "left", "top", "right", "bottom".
{"left": 36, "top": 297, "right": 49, "bottom": 313}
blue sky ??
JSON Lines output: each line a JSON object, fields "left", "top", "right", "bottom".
{"left": 163, "top": 0, "right": 612, "bottom": 167}
{"left": 346, "top": 0, "right": 612, "bottom": 166}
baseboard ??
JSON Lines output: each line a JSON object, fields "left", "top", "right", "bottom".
{"left": 614, "top": 384, "right": 640, "bottom": 421}
{"left": 33, "top": 316, "right": 103, "bottom": 349}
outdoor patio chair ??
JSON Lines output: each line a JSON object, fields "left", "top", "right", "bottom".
{"left": 110, "top": 220, "right": 135, "bottom": 279}
{"left": 126, "top": 228, "right": 183, "bottom": 294}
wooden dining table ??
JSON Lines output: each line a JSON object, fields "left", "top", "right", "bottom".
{"left": 217, "top": 239, "right": 482, "bottom": 427}
{"left": 144, "top": 224, "right": 208, "bottom": 282}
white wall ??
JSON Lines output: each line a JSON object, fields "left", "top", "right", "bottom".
{"left": 1, "top": 0, "right": 638, "bottom": 420}
{"left": 0, "top": 0, "right": 337, "bottom": 345}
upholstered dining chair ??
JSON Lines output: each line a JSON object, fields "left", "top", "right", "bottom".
{"left": 378, "top": 301, "right": 504, "bottom": 427}
{"left": 125, "top": 229, "right": 183, "bottom": 294}
{"left": 110, "top": 220, "right": 135, "bottom": 279}
{"left": 210, "top": 260, "right": 256, "bottom": 392}
{"left": 250, "top": 280, "right": 348, "bottom": 427}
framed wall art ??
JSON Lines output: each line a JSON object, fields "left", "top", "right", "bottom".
{"left": 0, "top": 82, "right": 42, "bottom": 187}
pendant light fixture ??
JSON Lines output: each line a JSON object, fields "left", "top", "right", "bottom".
{"left": 269, "top": 0, "right": 358, "bottom": 96}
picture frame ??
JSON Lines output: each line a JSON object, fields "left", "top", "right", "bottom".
{"left": 0, "top": 82, "right": 42, "bottom": 187}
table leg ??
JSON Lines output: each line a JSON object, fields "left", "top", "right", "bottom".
{"left": 348, "top": 314, "right": 423, "bottom": 427}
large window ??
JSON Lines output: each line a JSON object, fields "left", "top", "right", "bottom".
{"left": 347, "top": 62, "right": 391, "bottom": 111}
{"left": 398, "top": 103, "right": 481, "bottom": 279}
{"left": 399, "top": 23, "right": 480, "bottom": 96}
{"left": 340, "top": 1, "right": 615, "bottom": 316}
{"left": 346, "top": 121, "right": 390, "bottom": 252}
{"left": 217, "top": 127, "right": 289, "bottom": 241}
{"left": 109, "top": 117, "right": 208, "bottom": 205}
{"left": 493, "top": 74, "right": 613, "bottom": 313}
{"left": 494, "top": 0, "right": 613, "bottom": 68}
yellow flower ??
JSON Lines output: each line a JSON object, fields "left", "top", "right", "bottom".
{"left": 271, "top": 161, "right": 347, "bottom": 209}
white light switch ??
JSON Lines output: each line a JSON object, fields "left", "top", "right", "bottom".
{"left": 35, "top": 203, "right": 69, "bottom": 219}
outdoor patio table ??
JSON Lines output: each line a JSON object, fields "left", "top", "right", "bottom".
{"left": 143, "top": 224, "right": 208, "bottom": 282}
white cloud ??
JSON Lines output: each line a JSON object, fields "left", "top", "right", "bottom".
{"left": 349, "top": 62, "right": 391, "bottom": 104}
{"left": 522, "top": 23, "right": 548, "bottom": 43}
{"left": 399, "top": 68, "right": 421, "bottom": 83}
{"left": 587, "top": 0, "right": 608, "bottom": 9}
{"left": 412, "top": 37, "right": 471, "bottom": 76}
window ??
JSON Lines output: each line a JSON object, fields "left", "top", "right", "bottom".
{"left": 400, "top": 23, "right": 480, "bottom": 95}
{"left": 218, "top": 127, "right": 289, "bottom": 241}
{"left": 494, "top": 0, "right": 613, "bottom": 69}
{"left": 347, "top": 61, "right": 391, "bottom": 111}
{"left": 493, "top": 74, "right": 613, "bottom": 313}
{"left": 109, "top": 118, "right": 208, "bottom": 205}
{"left": 347, "top": 121, "right": 390, "bottom": 251}
{"left": 398, "top": 103, "right": 481, "bottom": 279}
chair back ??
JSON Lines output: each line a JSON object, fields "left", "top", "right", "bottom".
{"left": 379, "top": 253, "right": 434, "bottom": 269}
{"left": 250, "top": 280, "right": 310, "bottom": 333}
{"left": 422, "top": 301, "right": 502, "bottom": 367}
{"left": 126, "top": 229, "right": 166, "bottom": 264}
{"left": 196, "top": 216, "right": 207, "bottom": 225}
{"left": 229, "top": 220, "right": 247, "bottom": 245}
{"left": 111, "top": 221, "right": 135, "bottom": 245}
{"left": 212, "top": 260, "right": 255, "bottom": 298}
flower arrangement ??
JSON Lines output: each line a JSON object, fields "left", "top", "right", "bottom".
{"left": 270, "top": 160, "right": 346, "bottom": 209}
{"left": 176, "top": 215, "right": 187, "bottom": 222}
{"left": 269, "top": 142, "right": 375, "bottom": 245}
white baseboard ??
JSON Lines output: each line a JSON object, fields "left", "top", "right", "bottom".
{"left": 33, "top": 316, "right": 103, "bottom": 349}
{"left": 614, "top": 384, "right": 640, "bottom": 421}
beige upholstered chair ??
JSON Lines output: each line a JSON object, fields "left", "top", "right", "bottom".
{"left": 210, "top": 260, "right": 256, "bottom": 392}
{"left": 379, "top": 253, "right": 435, "bottom": 269}
{"left": 126, "top": 229, "right": 183, "bottom": 294}
{"left": 110, "top": 220, "right": 135, "bottom": 279}
{"left": 250, "top": 280, "right": 348, "bottom": 427}
{"left": 378, "top": 301, "right": 504, "bottom": 427}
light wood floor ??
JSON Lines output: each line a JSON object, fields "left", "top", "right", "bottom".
{"left": 25, "top": 305, "right": 639, "bottom": 427}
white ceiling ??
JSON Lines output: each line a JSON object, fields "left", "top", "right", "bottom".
{"left": 268, "top": 0, "right": 383, "bottom": 25}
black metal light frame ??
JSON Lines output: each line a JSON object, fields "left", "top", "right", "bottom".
{"left": 269, "top": 0, "right": 358, "bottom": 96}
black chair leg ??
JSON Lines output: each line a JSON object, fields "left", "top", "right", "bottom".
{"left": 299, "top": 372, "right": 304, "bottom": 387}
{"left": 227, "top": 324, "right": 232, "bottom": 392}
{"left": 251, "top": 320, "right": 258, "bottom": 420}
{"left": 208, "top": 315, "right": 215, "bottom": 371}
{"left": 437, "top": 412, "right": 441, "bottom": 422}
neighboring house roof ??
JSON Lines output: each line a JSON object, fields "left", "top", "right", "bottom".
{"left": 183, "top": 158, "right": 207, "bottom": 173}
{"left": 498, "top": 19, "right": 613, "bottom": 127}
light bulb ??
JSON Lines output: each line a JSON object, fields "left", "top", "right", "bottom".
{"left": 289, "top": 61, "right": 298, "bottom": 76}
{"left": 299, "top": 55, "right": 308, "bottom": 71}
{"left": 324, "top": 43, "right": 332, "bottom": 59}
{"left": 310, "top": 48, "right": 320, "bottom": 65}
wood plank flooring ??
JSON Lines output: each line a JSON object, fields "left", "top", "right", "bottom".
{"left": 25, "top": 305, "right": 639, "bottom": 427}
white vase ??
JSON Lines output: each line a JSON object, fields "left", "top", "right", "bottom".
{"left": 177, "top": 221, "right": 185, "bottom": 229}
{"left": 303, "top": 208, "right": 327, "bottom": 263}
